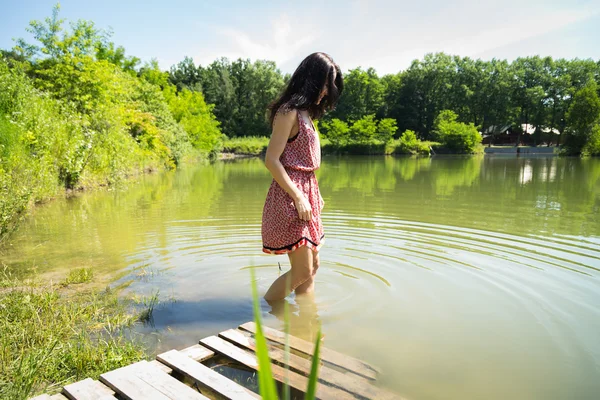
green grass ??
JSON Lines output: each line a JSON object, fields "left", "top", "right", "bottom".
{"left": 61, "top": 268, "right": 94, "bottom": 286}
{"left": 222, "top": 136, "right": 270, "bottom": 155}
{"left": 0, "top": 267, "right": 147, "bottom": 399}
{"left": 221, "top": 135, "right": 442, "bottom": 157}
{"left": 131, "top": 290, "right": 161, "bottom": 323}
{"left": 322, "top": 139, "right": 438, "bottom": 156}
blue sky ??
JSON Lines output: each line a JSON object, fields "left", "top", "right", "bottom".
{"left": 2, "top": 0, "right": 599, "bottom": 75}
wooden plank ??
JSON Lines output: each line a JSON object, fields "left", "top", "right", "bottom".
{"left": 133, "top": 361, "right": 208, "bottom": 400}
{"left": 29, "top": 395, "right": 52, "bottom": 400}
{"left": 240, "top": 321, "right": 379, "bottom": 380}
{"left": 149, "top": 360, "right": 173, "bottom": 375}
{"left": 50, "top": 395, "right": 69, "bottom": 400}
{"left": 63, "top": 378, "right": 116, "bottom": 400}
{"left": 157, "top": 349, "right": 259, "bottom": 400}
{"left": 200, "top": 335, "right": 356, "bottom": 400}
{"left": 100, "top": 360, "right": 208, "bottom": 400}
{"left": 100, "top": 361, "right": 173, "bottom": 400}
{"left": 221, "top": 329, "right": 401, "bottom": 400}
{"left": 179, "top": 344, "right": 214, "bottom": 362}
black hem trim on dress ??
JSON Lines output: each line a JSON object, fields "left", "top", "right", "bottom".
{"left": 263, "top": 234, "right": 325, "bottom": 252}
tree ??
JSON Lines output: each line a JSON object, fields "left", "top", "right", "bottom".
{"left": 331, "top": 67, "right": 384, "bottom": 122}
{"left": 511, "top": 57, "right": 548, "bottom": 146}
{"left": 565, "top": 80, "right": 600, "bottom": 153}
{"left": 169, "top": 57, "right": 285, "bottom": 138}
{"left": 169, "top": 56, "right": 202, "bottom": 92}
{"left": 393, "top": 53, "right": 455, "bottom": 139}
{"left": 96, "top": 40, "right": 140, "bottom": 74}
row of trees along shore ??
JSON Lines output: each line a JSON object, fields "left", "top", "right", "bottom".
{"left": 170, "top": 53, "right": 600, "bottom": 156}
{"left": 2, "top": 6, "right": 600, "bottom": 240}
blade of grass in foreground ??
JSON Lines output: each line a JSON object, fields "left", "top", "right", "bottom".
{"left": 305, "top": 328, "right": 322, "bottom": 400}
{"left": 250, "top": 269, "right": 278, "bottom": 399}
{"left": 283, "top": 273, "right": 291, "bottom": 400}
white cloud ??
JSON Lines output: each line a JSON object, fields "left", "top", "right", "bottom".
{"left": 332, "top": 0, "right": 600, "bottom": 74}
{"left": 446, "top": 4, "right": 600, "bottom": 57}
{"left": 181, "top": 0, "right": 599, "bottom": 74}
{"left": 196, "top": 13, "right": 319, "bottom": 67}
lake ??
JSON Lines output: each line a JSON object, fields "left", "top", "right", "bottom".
{"left": 3, "top": 155, "right": 600, "bottom": 400}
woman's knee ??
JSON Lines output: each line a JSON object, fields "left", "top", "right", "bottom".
{"left": 289, "top": 246, "right": 314, "bottom": 283}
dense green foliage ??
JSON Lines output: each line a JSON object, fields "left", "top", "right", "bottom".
{"left": 395, "top": 130, "right": 432, "bottom": 155}
{"left": 170, "top": 57, "right": 285, "bottom": 138}
{"left": 564, "top": 81, "right": 600, "bottom": 154}
{"left": 433, "top": 110, "right": 483, "bottom": 153}
{"left": 0, "top": 5, "right": 221, "bottom": 241}
{"left": 170, "top": 52, "right": 600, "bottom": 154}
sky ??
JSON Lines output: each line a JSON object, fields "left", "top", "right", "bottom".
{"left": 1, "top": 0, "right": 600, "bottom": 75}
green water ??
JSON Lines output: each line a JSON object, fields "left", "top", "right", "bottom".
{"left": 2, "top": 155, "right": 600, "bottom": 399}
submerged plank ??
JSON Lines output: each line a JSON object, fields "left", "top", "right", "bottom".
{"left": 100, "top": 360, "right": 207, "bottom": 400}
{"left": 240, "top": 321, "right": 379, "bottom": 380}
{"left": 221, "top": 329, "right": 401, "bottom": 400}
{"left": 200, "top": 335, "right": 356, "bottom": 400}
{"left": 63, "top": 377, "right": 116, "bottom": 399}
{"left": 157, "top": 349, "right": 259, "bottom": 400}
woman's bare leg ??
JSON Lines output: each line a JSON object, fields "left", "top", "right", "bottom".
{"left": 295, "top": 251, "right": 319, "bottom": 294}
{"left": 264, "top": 246, "right": 314, "bottom": 302}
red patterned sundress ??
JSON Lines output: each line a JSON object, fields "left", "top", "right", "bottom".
{"left": 262, "top": 108, "right": 325, "bottom": 255}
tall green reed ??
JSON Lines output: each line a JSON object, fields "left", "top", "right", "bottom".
{"left": 250, "top": 269, "right": 322, "bottom": 399}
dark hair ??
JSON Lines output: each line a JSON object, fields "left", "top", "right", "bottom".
{"left": 268, "top": 52, "right": 343, "bottom": 126}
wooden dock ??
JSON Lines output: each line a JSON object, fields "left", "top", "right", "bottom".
{"left": 29, "top": 321, "right": 403, "bottom": 400}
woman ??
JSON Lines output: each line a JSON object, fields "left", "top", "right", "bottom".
{"left": 262, "top": 52, "right": 343, "bottom": 302}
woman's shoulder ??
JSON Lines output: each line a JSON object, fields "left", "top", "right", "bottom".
{"left": 274, "top": 104, "right": 299, "bottom": 125}
{"left": 276, "top": 102, "right": 298, "bottom": 116}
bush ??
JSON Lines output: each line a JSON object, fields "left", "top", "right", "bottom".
{"left": 433, "top": 110, "right": 482, "bottom": 153}
{"left": 0, "top": 7, "right": 224, "bottom": 240}
{"left": 377, "top": 118, "right": 398, "bottom": 143}
{"left": 320, "top": 118, "right": 350, "bottom": 146}
{"left": 349, "top": 115, "right": 378, "bottom": 144}
{"left": 392, "top": 129, "right": 432, "bottom": 155}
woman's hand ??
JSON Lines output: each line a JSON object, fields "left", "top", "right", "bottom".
{"left": 294, "top": 195, "right": 312, "bottom": 221}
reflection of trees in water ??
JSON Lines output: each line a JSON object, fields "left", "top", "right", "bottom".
{"left": 2, "top": 163, "right": 227, "bottom": 275}
{"left": 428, "top": 157, "right": 482, "bottom": 196}
{"left": 4, "top": 156, "right": 599, "bottom": 275}
{"left": 317, "top": 156, "right": 599, "bottom": 237}
{"left": 318, "top": 156, "right": 482, "bottom": 197}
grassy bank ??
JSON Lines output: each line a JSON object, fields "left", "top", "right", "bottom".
{"left": 221, "top": 136, "right": 270, "bottom": 156}
{"left": 221, "top": 136, "right": 443, "bottom": 156}
{"left": 0, "top": 267, "right": 148, "bottom": 399}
